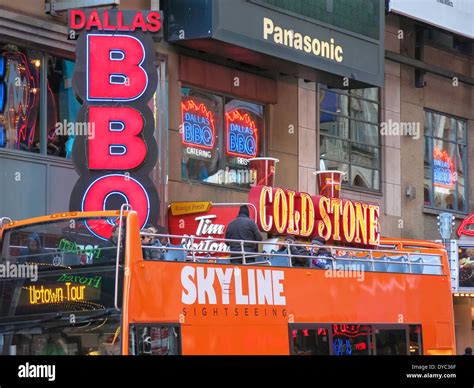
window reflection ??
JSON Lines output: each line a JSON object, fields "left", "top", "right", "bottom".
{"left": 181, "top": 87, "right": 265, "bottom": 189}
{"left": 424, "top": 110, "right": 467, "bottom": 212}
{"left": 0, "top": 46, "right": 41, "bottom": 152}
{"left": 319, "top": 86, "right": 380, "bottom": 191}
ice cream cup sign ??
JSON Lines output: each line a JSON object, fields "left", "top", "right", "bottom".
{"left": 249, "top": 157, "right": 279, "bottom": 187}
{"left": 314, "top": 170, "right": 346, "bottom": 199}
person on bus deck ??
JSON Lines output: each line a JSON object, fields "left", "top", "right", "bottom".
{"left": 278, "top": 236, "right": 309, "bottom": 268}
{"left": 310, "top": 237, "right": 333, "bottom": 269}
{"left": 225, "top": 205, "right": 262, "bottom": 264}
{"left": 141, "top": 226, "right": 163, "bottom": 260}
{"left": 100, "top": 224, "right": 125, "bottom": 262}
{"left": 19, "top": 233, "right": 46, "bottom": 264}
{"left": 464, "top": 347, "right": 472, "bottom": 355}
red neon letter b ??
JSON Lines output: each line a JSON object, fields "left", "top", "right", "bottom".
{"left": 87, "top": 34, "right": 148, "bottom": 101}
{"left": 88, "top": 106, "right": 146, "bottom": 170}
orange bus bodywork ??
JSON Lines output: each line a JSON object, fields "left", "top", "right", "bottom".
{"left": 124, "top": 213, "right": 455, "bottom": 355}
{"left": 0, "top": 211, "right": 456, "bottom": 355}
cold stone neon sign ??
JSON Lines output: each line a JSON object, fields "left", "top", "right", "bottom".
{"left": 181, "top": 100, "right": 215, "bottom": 149}
{"left": 225, "top": 110, "right": 258, "bottom": 158}
{"left": 69, "top": 10, "right": 161, "bottom": 239}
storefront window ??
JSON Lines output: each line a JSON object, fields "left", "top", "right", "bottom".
{"left": 319, "top": 86, "right": 380, "bottom": 190}
{"left": 458, "top": 246, "right": 474, "bottom": 288}
{"left": 47, "top": 57, "right": 80, "bottom": 158}
{"left": 0, "top": 44, "right": 78, "bottom": 158}
{"left": 181, "top": 87, "right": 265, "bottom": 189}
{"left": 0, "top": 46, "right": 41, "bottom": 152}
{"left": 424, "top": 111, "right": 467, "bottom": 213}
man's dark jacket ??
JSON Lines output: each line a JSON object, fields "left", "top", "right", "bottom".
{"left": 225, "top": 214, "right": 262, "bottom": 252}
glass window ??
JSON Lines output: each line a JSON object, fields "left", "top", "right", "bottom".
{"left": 375, "top": 328, "right": 407, "bottom": 355}
{"left": 2, "top": 217, "right": 124, "bottom": 269}
{"left": 409, "top": 325, "right": 423, "bottom": 355}
{"left": 130, "top": 325, "right": 180, "bottom": 355}
{"left": 0, "top": 45, "right": 78, "bottom": 158}
{"left": 0, "top": 314, "right": 121, "bottom": 355}
{"left": 332, "top": 324, "right": 373, "bottom": 355}
{"left": 0, "top": 46, "right": 41, "bottom": 152}
{"left": 458, "top": 246, "right": 474, "bottom": 288}
{"left": 181, "top": 87, "right": 265, "bottom": 189}
{"left": 424, "top": 111, "right": 467, "bottom": 212}
{"left": 47, "top": 56, "right": 80, "bottom": 159}
{"left": 260, "top": 0, "right": 380, "bottom": 40}
{"left": 319, "top": 86, "right": 380, "bottom": 191}
{"left": 290, "top": 326, "right": 330, "bottom": 355}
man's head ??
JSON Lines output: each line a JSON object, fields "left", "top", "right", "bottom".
{"left": 311, "top": 237, "right": 326, "bottom": 246}
{"left": 238, "top": 205, "right": 250, "bottom": 217}
{"left": 141, "top": 228, "right": 154, "bottom": 245}
{"left": 465, "top": 347, "right": 472, "bottom": 355}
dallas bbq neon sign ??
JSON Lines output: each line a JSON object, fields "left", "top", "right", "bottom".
{"left": 433, "top": 148, "right": 456, "bottom": 189}
{"left": 181, "top": 99, "right": 216, "bottom": 150}
{"left": 225, "top": 110, "right": 258, "bottom": 158}
{"left": 69, "top": 10, "right": 161, "bottom": 239}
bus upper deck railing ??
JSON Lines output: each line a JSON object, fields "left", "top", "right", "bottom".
{"left": 139, "top": 232, "right": 446, "bottom": 276}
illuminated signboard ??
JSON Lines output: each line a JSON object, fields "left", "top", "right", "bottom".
{"left": 21, "top": 279, "right": 102, "bottom": 309}
{"left": 68, "top": 9, "right": 162, "bottom": 239}
{"left": 168, "top": 203, "right": 257, "bottom": 256}
{"left": 433, "top": 148, "right": 456, "bottom": 190}
{"left": 248, "top": 185, "right": 380, "bottom": 247}
{"left": 181, "top": 99, "right": 216, "bottom": 150}
{"left": 458, "top": 214, "right": 474, "bottom": 237}
{"left": 225, "top": 110, "right": 258, "bottom": 158}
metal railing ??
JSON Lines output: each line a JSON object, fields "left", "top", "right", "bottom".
{"left": 115, "top": 204, "right": 131, "bottom": 311}
{"left": 139, "top": 232, "right": 445, "bottom": 275}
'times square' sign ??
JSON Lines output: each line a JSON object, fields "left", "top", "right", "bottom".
{"left": 68, "top": 10, "right": 162, "bottom": 239}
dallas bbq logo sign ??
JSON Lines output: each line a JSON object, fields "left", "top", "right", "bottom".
{"left": 68, "top": 10, "right": 162, "bottom": 239}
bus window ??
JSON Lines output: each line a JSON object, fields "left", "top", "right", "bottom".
{"left": 129, "top": 325, "right": 181, "bottom": 355}
{"left": 2, "top": 217, "right": 124, "bottom": 269}
{"left": 409, "top": 325, "right": 423, "bottom": 355}
{"left": 0, "top": 270, "right": 117, "bottom": 318}
{"left": 417, "top": 254, "right": 442, "bottom": 275}
{"left": 290, "top": 326, "right": 330, "bottom": 355}
{"left": 375, "top": 328, "right": 407, "bottom": 355}
{"left": 332, "top": 324, "right": 373, "bottom": 355}
{"left": 1, "top": 315, "right": 121, "bottom": 355}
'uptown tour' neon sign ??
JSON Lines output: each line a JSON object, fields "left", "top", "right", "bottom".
{"left": 68, "top": 9, "right": 162, "bottom": 239}
{"left": 225, "top": 110, "right": 258, "bottom": 158}
{"left": 181, "top": 99, "right": 216, "bottom": 150}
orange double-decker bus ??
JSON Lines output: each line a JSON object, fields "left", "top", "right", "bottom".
{"left": 0, "top": 210, "right": 455, "bottom": 355}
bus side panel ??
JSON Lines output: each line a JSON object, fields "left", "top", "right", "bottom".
{"left": 181, "top": 324, "right": 290, "bottom": 355}
{"left": 125, "top": 262, "right": 455, "bottom": 355}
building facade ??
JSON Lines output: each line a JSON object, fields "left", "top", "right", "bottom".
{"left": 0, "top": 0, "right": 472, "bottom": 353}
